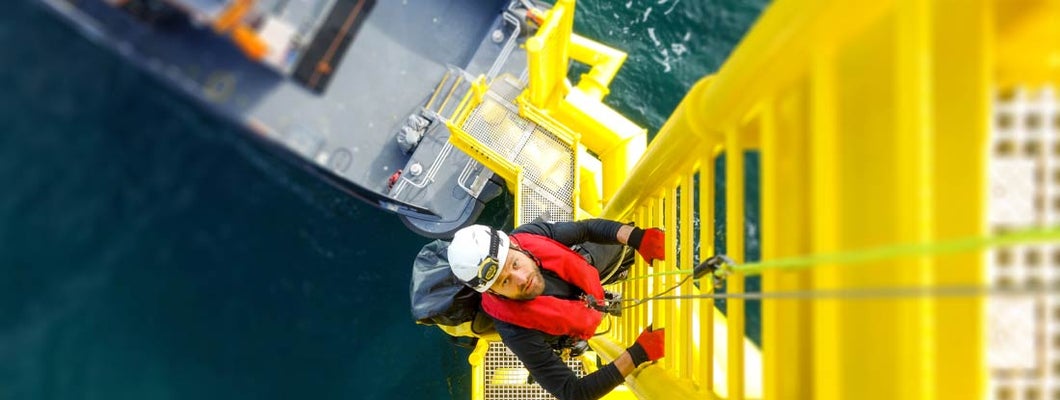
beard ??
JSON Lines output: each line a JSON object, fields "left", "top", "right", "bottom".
{"left": 511, "top": 267, "right": 546, "bottom": 300}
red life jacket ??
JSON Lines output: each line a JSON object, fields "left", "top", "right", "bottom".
{"left": 480, "top": 233, "right": 604, "bottom": 340}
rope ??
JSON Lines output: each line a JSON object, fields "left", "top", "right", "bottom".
{"left": 617, "top": 275, "right": 692, "bottom": 310}
{"left": 598, "top": 226, "right": 1060, "bottom": 307}
{"left": 624, "top": 226, "right": 1060, "bottom": 281}
{"left": 616, "top": 283, "right": 1056, "bottom": 302}
{"left": 734, "top": 226, "right": 1060, "bottom": 275}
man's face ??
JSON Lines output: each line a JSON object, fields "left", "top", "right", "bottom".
{"left": 489, "top": 248, "right": 545, "bottom": 300}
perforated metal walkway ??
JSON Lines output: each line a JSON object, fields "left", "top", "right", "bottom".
{"left": 459, "top": 75, "right": 576, "bottom": 225}
{"left": 483, "top": 342, "right": 587, "bottom": 399}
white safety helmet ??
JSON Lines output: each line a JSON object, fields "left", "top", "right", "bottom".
{"left": 448, "top": 224, "right": 510, "bottom": 292}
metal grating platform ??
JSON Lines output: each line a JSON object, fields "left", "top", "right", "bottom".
{"left": 988, "top": 86, "right": 1060, "bottom": 400}
{"left": 484, "top": 341, "right": 586, "bottom": 400}
{"left": 460, "top": 77, "right": 576, "bottom": 224}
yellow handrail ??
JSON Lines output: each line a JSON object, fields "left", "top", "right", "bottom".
{"left": 591, "top": 0, "right": 1056, "bottom": 398}
{"left": 454, "top": 0, "right": 1060, "bottom": 398}
{"left": 522, "top": 0, "right": 646, "bottom": 204}
{"left": 525, "top": 0, "right": 572, "bottom": 109}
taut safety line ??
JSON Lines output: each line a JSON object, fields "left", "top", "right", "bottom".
{"left": 602, "top": 226, "right": 1060, "bottom": 309}
{"left": 623, "top": 226, "right": 1060, "bottom": 281}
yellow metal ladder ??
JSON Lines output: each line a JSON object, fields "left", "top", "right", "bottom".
{"left": 450, "top": 0, "right": 1060, "bottom": 399}
{"left": 589, "top": 0, "right": 1060, "bottom": 399}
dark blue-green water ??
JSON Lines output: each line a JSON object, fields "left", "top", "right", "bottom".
{"left": 0, "top": 1, "right": 765, "bottom": 398}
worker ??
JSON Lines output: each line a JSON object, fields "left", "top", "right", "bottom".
{"left": 447, "top": 219, "right": 666, "bottom": 400}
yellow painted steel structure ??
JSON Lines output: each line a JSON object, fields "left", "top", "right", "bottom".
{"left": 442, "top": 1, "right": 652, "bottom": 398}
{"left": 591, "top": 0, "right": 1056, "bottom": 399}
{"left": 445, "top": 0, "right": 1060, "bottom": 398}
{"left": 446, "top": 0, "right": 647, "bottom": 224}
{"left": 523, "top": 0, "right": 647, "bottom": 207}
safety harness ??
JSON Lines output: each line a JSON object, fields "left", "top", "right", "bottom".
{"left": 480, "top": 233, "right": 605, "bottom": 340}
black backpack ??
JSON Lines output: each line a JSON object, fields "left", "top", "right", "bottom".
{"left": 409, "top": 240, "right": 492, "bottom": 330}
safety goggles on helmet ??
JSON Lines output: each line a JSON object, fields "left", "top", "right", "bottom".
{"left": 465, "top": 227, "right": 502, "bottom": 291}
{"left": 447, "top": 224, "right": 510, "bottom": 293}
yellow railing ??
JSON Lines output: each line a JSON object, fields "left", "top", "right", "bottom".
{"left": 446, "top": 0, "right": 648, "bottom": 226}
{"left": 443, "top": 0, "right": 1060, "bottom": 398}
{"left": 590, "top": 0, "right": 1060, "bottom": 399}
{"left": 524, "top": 0, "right": 646, "bottom": 206}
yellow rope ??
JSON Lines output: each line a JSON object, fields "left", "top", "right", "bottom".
{"left": 624, "top": 226, "right": 1060, "bottom": 281}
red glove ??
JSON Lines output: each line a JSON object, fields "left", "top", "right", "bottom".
{"left": 628, "top": 227, "right": 665, "bottom": 264}
{"left": 627, "top": 325, "right": 665, "bottom": 366}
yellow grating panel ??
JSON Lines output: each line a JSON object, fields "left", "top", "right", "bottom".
{"left": 988, "top": 87, "right": 1060, "bottom": 400}
{"left": 520, "top": 180, "right": 573, "bottom": 224}
{"left": 462, "top": 98, "right": 532, "bottom": 157}
{"left": 460, "top": 80, "right": 576, "bottom": 225}
{"left": 514, "top": 127, "right": 575, "bottom": 224}
{"left": 484, "top": 341, "right": 585, "bottom": 400}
